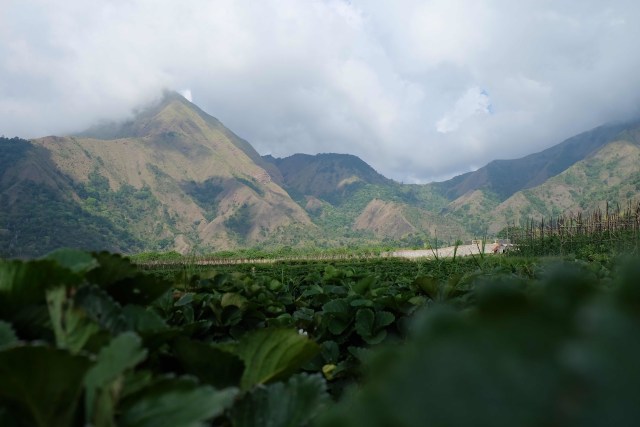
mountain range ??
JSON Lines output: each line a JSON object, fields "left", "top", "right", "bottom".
{"left": 1, "top": 92, "right": 639, "bottom": 257}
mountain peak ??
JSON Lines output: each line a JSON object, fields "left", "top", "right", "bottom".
{"left": 265, "top": 152, "right": 391, "bottom": 202}
{"left": 75, "top": 90, "right": 214, "bottom": 141}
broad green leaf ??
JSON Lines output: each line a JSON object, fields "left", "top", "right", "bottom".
{"left": 353, "top": 276, "right": 376, "bottom": 295}
{"left": 230, "top": 373, "right": 330, "bottom": 427}
{"left": 325, "top": 285, "right": 348, "bottom": 296}
{"left": 118, "top": 376, "right": 237, "bottom": 427}
{"left": 220, "top": 305, "right": 243, "bottom": 326}
{"left": 84, "top": 333, "right": 148, "bottom": 425}
{"left": 122, "top": 305, "right": 169, "bottom": 334}
{"left": 375, "top": 311, "right": 395, "bottom": 329}
{"left": 46, "top": 286, "right": 100, "bottom": 353}
{"left": 322, "top": 299, "right": 350, "bottom": 314}
{"left": 355, "top": 308, "right": 375, "bottom": 338}
{"left": 293, "top": 307, "right": 315, "bottom": 322}
{"left": 354, "top": 309, "right": 393, "bottom": 344}
{"left": 120, "top": 370, "right": 154, "bottom": 400}
{"left": 413, "top": 276, "right": 440, "bottom": 299}
{"left": 564, "top": 302, "right": 640, "bottom": 425}
{"left": 323, "top": 265, "right": 339, "bottom": 280}
{"left": 362, "top": 330, "right": 387, "bottom": 345}
{"left": 0, "top": 320, "right": 18, "bottom": 349}
{"left": 174, "top": 293, "right": 194, "bottom": 307}
{"left": 268, "top": 279, "right": 283, "bottom": 292}
{"left": 86, "top": 252, "right": 172, "bottom": 305}
{"left": 408, "top": 295, "right": 426, "bottom": 306}
{"left": 85, "top": 252, "right": 140, "bottom": 286}
{"left": 323, "top": 299, "right": 352, "bottom": 335}
{"left": 301, "top": 284, "right": 323, "bottom": 297}
{"left": 327, "top": 318, "right": 350, "bottom": 335}
{"left": 75, "top": 284, "right": 129, "bottom": 335}
{"left": 350, "top": 298, "right": 374, "bottom": 307}
{"left": 5, "top": 305, "right": 52, "bottom": 343}
{"left": 0, "top": 259, "right": 80, "bottom": 318}
{"left": 321, "top": 340, "right": 340, "bottom": 364}
{"left": 173, "top": 337, "right": 244, "bottom": 389}
{"left": 236, "top": 328, "right": 320, "bottom": 390}
{"left": 43, "top": 248, "right": 99, "bottom": 274}
{"left": 0, "top": 345, "right": 92, "bottom": 427}
{"left": 221, "top": 292, "right": 248, "bottom": 309}
{"left": 105, "top": 274, "right": 173, "bottom": 306}
{"left": 269, "top": 313, "right": 293, "bottom": 327}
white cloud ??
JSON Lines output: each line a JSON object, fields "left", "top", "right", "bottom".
{"left": 436, "top": 87, "right": 492, "bottom": 134}
{"left": 178, "top": 89, "right": 193, "bottom": 102}
{"left": 1, "top": 0, "right": 639, "bottom": 182}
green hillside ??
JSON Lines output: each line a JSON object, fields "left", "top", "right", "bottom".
{"left": 434, "top": 121, "right": 635, "bottom": 201}
{"left": 1, "top": 94, "right": 312, "bottom": 257}
{"left": 2, "top": 92, "right": 639, "bottom": 256}
{"left": 490, "top": 135, "right": 640, "bottom": 231}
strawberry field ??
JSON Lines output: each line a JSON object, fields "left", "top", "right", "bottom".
{"left": 1, "top": 250, "right": 640, "bottom": 426}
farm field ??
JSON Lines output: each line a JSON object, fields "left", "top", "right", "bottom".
{"left": 3, "top": 2, "right": 640, "bottom": 426}
{"left": 2, "top": 246, "right": 640, "bottom": 426}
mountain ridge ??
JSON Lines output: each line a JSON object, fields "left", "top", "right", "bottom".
{"left": 1, "top": 93, "right": 313, "bottom": 256}
{"left": 1, "top": 92, "right": 639, "bottom": 256}
{"left": 435, "top": 120, "right": 637, "bottom": 201}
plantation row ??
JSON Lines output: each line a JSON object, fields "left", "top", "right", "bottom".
{"left": 508, "top": 201, "right": 640, "bottom": 257}
{"left": 1, "top": 249, "right": 639, "bottom": 426}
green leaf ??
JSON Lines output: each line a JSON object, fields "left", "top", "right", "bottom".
{"left": 75, "top": 284, "right": 129, "bottom": 334}
{"left": 362, "top": 330, "right": 387, "bottom": 345}
{"left": 230, "top": 373, "right": 330, "bottom": 427}
{"left": 46, "top": 286, "right": 101, "bottom": 354}
{"left": 0, "top": 345, "right": 92, "bottom": 427}
{"left": 293, "top": 307, "right": 315, "bottom": 322}
{"left": 0, "top": 320, "right": 18, "bottom": 349}
{"left": 174, "top": 293, "right": 194, "bottom": 307}
{"left": 327, "top": 318, "right": 350, "bottom": 335}
{"left": 350, "top": 298, "right": 374, "bottom": 307}
{"left": 118, "top": 376, "right": 237, "bottom": 427}
{"left": 221, "top": 292, "right": 248, "bottom": 309}
{"left": 86, "top": 252, "right": 172, "bottom": 306}
{"left": 85, "top": 252, "right": 140, "bottom": 286}
{"left": 323, "top": 299, "right": 352, "bottom": 335}
{"left": 236, "top": 328, "right": 320, "bottom": 391}
{"left": 43, "top": 248, "right": 99, "bottom": 274}
{"left": 120, "top": 370, "right": 154, "bottom": 401}
{"left": 413, "top": 276, "right": 439, "bottom": 300}
{"left": 0, "top": 259, "right": 80, "bottom": 318}
{"left": 375, "top": 311, "right": 395, "bottom": 329}
{"left": 353, "top": 276, "right": 376, "bottom": 295}
{"left": 321, "top": 340, "right": 340, "bottom": 364}
{"left": 84, "top": 332, "right": 148, "bottom": 425}
{"left": 268, "top": 279, "right": 283, "bottom": 292}
{"left": 173, "top": 337, "right": 244, "bottom": 389}
{"left": 301, "top": 284, "right": 324, "bottom": 297}
{"left": 122, "top": 305, "right": 169, "bottom": 334}
{"left": 355, "top": 308, "right": 375, "bottom": 338}
{"left": 322, "top": 299, "right": 350, "bottom": 314}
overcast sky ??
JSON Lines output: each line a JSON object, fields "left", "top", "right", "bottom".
{"left": 2, "top": 0, "right": 639, "bottom": 182}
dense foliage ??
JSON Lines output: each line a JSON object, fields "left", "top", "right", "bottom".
{"left": 1, "top": 249, "right": 639, "bottom": 426}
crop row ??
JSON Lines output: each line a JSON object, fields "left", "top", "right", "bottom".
{"left": 1, "top": 250, "right": 639, "bottom": 426}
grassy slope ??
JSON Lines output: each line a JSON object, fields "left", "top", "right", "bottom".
{"left": 434, "top": 120, "right": 635, "bottom": 201}
{"left": 437, "top": 122, "right": 640, "bottom": 235}
{"left": 5, "top": 95, "right": 313, "bottom": 255}
{"left": 0, "top": 138, "right": 141, "bottom": 257}
{"left": 489, "top": 138, "right": 640, "bottom": 232}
